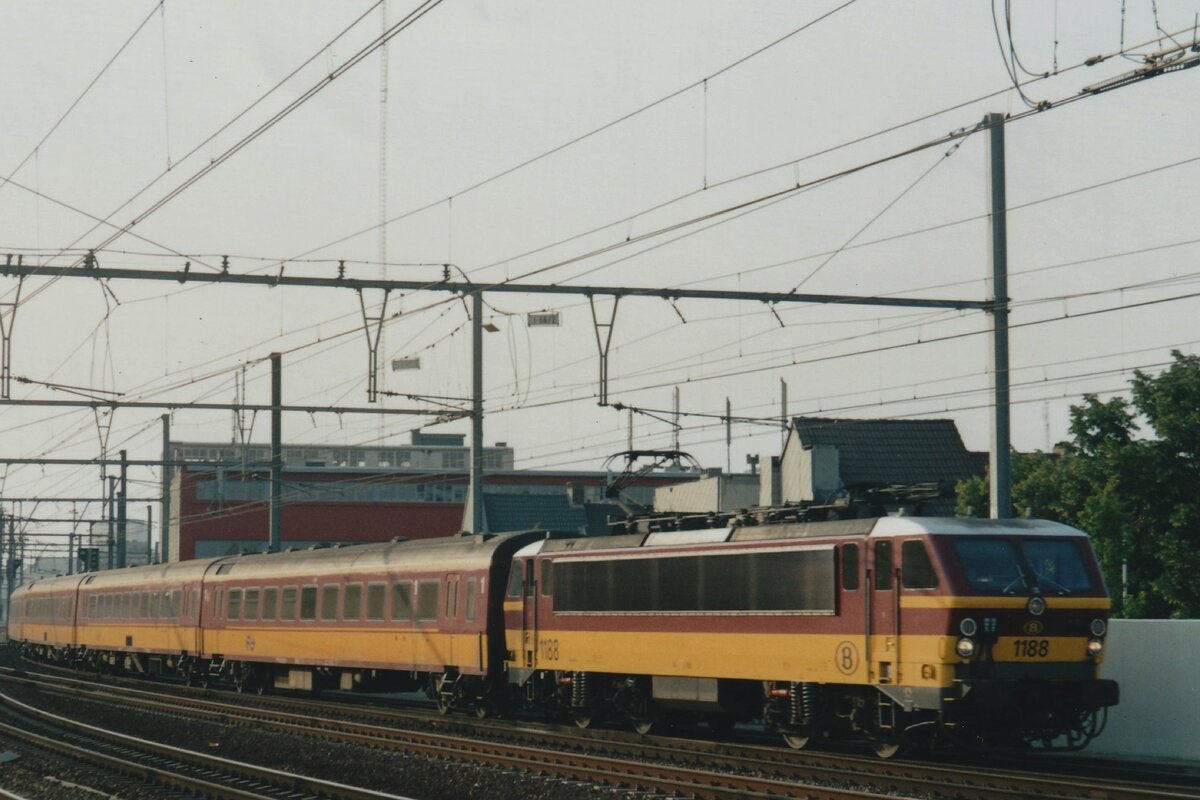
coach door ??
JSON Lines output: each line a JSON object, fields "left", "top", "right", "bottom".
{"left": 868, "top": 538, "right": 898, "bottom": 684}
{"left": 444, "top": 574, "right": 460, "bottom": 665}
{"left": 520, "top": 559, "right": 537, "bottom": 668}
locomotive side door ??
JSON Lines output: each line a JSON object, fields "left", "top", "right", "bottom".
{"left": 520, "top": 559, "right": 537, "bottom": 669}
{"left": 868, "top": 538, "right": 898, "bottom": 684}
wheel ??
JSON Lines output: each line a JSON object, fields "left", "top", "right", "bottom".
{"left": 633, "top": 718, "right": 656, "bottom": 736}
{"left": 782, "top": 731, "right": 811, "bottom": 750}
{"left": 572, "top": 713, "right": 594, "bottom": 729}
{"left": 474, "top": 701, "right": 490, "bottom": 719}
{"left": 871, "top": 740, "right": 901, "bottom": 759}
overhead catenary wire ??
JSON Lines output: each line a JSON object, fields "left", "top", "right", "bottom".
{"left": 9, "top": 14, "right": 1200, "bottom": 513}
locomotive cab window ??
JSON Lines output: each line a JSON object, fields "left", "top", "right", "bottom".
{"left": 874, "top": 540, "right": 893, "bottom": 590}
{"left": 841, "top": 544, "right": 859, "bottom": 590}
{"left": 541, "top": 561, "right": 553, "bottom": 596}
{"left": 901, "top": 540, "right": 938, "bottom": 589}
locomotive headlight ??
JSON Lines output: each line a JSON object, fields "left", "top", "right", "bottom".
{"left": 958, "top": 617, "right": 978, "bottom": 637}
{"left": 1090, "top": 618, "right": 1107, "bottom": 637}
{"left": 1027, "top": 596, "right": 1046, "bottom": 616}
{"left": 1086, "top": 638, "right": 1104, "bottom": 657}
{"left": 956, "top": 637, "right": 976, "bottom": 658}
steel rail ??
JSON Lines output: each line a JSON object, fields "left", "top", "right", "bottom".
{"left": 0, "top": 689, "right": 415, "bottom": 800}
{"left": 11, "top": 668, "right": 1196, "bottom": 800}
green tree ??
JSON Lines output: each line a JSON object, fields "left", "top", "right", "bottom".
{"left": 957, "top": 351, "right": 1200, "bottom": 618}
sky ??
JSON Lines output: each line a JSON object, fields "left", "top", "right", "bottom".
{"left": 2, "top": 0, "right": 1200, "bottom": 556}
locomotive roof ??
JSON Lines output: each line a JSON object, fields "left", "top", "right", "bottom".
{"left": 520, "top": 517, "right": 1087, "bottom": 558}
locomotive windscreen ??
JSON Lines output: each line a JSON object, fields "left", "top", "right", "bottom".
{"left": 551, "top": 546, "right": 835, "bottom": 613}
{"left": 953, "top": 537, "right": 1093, "bottom": 594}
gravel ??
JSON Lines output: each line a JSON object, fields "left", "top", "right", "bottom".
{"left": 0, "top": 650, "right": 647, "bottom": 800}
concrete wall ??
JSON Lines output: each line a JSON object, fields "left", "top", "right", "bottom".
{"left": 759, "top": 456, "right": 781, "bottom": 507}
{"left": 1088, "top": 619, "right": 1200, "bottom": 763}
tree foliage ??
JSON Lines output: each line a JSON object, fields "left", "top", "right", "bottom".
{"left": 956, "top": 351, "right": 1200, "bottom": 619}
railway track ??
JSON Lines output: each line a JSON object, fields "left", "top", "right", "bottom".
{"left": 0, "top": 686, "right": 414, "bottom": 800}
{"left": 3, "top": 663, "right": 1196, "bottom": 800}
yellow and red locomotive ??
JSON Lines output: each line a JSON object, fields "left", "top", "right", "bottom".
{"left": 8, "top": 516, "right": 1116, "bottom": 754}
{"left": 504, "top": 516, "right": 1117, "bottom": 753}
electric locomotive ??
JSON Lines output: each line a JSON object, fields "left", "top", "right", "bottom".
{"left": 501, "top": 516, "right": 1117, "bottom": 754}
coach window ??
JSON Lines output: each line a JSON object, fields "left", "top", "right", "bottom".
{"left": 215, "top": 589, "right": 224, "bottom": 619}
{"left": 88, "top": 596, "right": 97, "bottom": 618}
{"left": 281, "top": 586, "right": 299, "bottom": 621}
{"left": 445, "top": 579, "right": 458, "bottom": 619}
{"left": 392, "top": 581, "right": 413, "bottom": 620}
{"left": 416, "top": 580, "right": 439, "bottom": 621}
{"left": 320, "top": 585, "right": 340, "bottom": 621}
{"left": 874, "top": 540, "right": 893, "bottom": 590}
{"left": 465, "top": 578, "right": 477, "bottom": 622}
{"left": 344, "top": 583, "right": 362, "bottom": 621}
{"left": 141, "top": 592, "right": 150, "bottom": 618}
{"left": 262, "top": 587, "right": 278, "bottom": 621}
{"left": 227, "top": 589, "right": 243, "bottom": 621}
{"left": 244, "top": 588, "right": 261, "bottom": 620}
{"left": 901, "top": 540, "right": 939, "bottom": 589}
{"left": 365, "top": 583, "right": 385, "bottom": 621}
{"left": 299, "top": 586, "right": 318, "bottom": 621}
{"left": 841, "top": 544, "right": 859, "bottom": 590}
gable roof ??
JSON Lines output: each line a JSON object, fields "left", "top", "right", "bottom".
{"left": 789, "top": 416, "right": 976, "bottom": 487}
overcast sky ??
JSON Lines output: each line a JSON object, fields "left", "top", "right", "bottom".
{"left": 2, "top": 1, "right": 1200, "bottom": 551}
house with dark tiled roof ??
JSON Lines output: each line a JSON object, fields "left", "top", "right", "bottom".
{"left": 764, "top": 417, "right": 977, "bottom": 515}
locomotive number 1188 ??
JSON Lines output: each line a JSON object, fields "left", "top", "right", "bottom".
{"left": 1012, "top": 639, "right": 1050, "bottom": 658}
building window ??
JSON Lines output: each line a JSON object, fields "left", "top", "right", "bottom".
{"left": 441, "top": 451, "right": 465, "bottom": 470}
